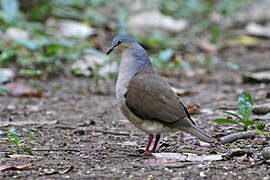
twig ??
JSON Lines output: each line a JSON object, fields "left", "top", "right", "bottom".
{"left": 56, "top": 126, "right": 142, "bottom": 136}
{"left": 219, "top": 131, "right": 260, "bottom": 144}
{"left": 91, "top": 129, "right": 142, "bottom": 136}
{"left": 73, "top": 128, "right": 142, "bottom": 136}
{"left": 177, "top": 149, "right": 208, "bottom": 155}
{"left": 0, "top": 149, "right": 80, "bottom": 153}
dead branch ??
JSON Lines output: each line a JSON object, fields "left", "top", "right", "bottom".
{"left": 219, "top": 131, "right": 260, "bottom": 144}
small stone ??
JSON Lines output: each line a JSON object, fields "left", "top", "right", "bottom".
{"left": 250, "top": 161, "right": 256, "bottom": 168}
{"left": 7, "top": 105, "right": 16, "bottom": 111}
{"left": 262, "top": 147, "right": 270, "bottom": 159}
{"left": 200, "top": 171, "right": 206, "bottom": 177}
{"left": 253, "top": 103, "right": 270, "bottom": 115}
{"left": 147, "top": 175, "right": 153, "bottom": 180}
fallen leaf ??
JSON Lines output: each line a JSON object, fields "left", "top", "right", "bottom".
{"left": 200, "top": 108, "right": 214, "bottom": 115}
{"left": 121, "top": 141, "right": 137, "bottom": 146}
{"left": 152, "top": 153, "right": 187, "bottom": 161}
{"left": 171, "top": 87, "right": 192, "bottom": 96}
{"left": 198, "top": 39, "right": 218, "bottom": 54}
{"left": 46, "top": 18, "right": 95, "bottom": 39}
{"left": 70, "top": 54, "right": 117, "bottom": 77}
{"left": 0, "top": 163, "right": 32, "bottom": 171}
{"left": 0, "top": 120, "right": 58, "bottom": 127}
{"left": 43, "top": 165, "right": 74, "bottom": 175}
{"left": 8, "top": 154, "right": 35, "bottom": 159}
{"left": 127, "top": 10, "right": 187, "bottom": 34}
{"left": 44, "top": 168, "right": 56, "bottom": 174}
{"left": 235, "top": 153, "right": 248, "bottom": 162}
{"left": 187, "top": 104, "right": 200, "bottom": 114}
{"left": 236, "top": 35, "right": 258, "bottom": 46}
{"left": 185, "top": 153, "right": 223, "bottom": 161}
{"left": 58, "top": 165, "right": 74, "bottom": 174}
{"left": 7, "top": 82, "right": 42, "bottom": 98}
{"left": 246, "top": 22, "right": 270, "bottom": 38}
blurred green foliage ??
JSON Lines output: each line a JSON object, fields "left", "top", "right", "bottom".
{"left": 0, "top": 0, "right": 255, "bottom": 78}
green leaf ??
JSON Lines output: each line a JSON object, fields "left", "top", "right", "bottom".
{"left": 19, "top": 69, "right": 42, "bottom": 77}
{"left": 7, "top": 136, "right": 14, "bottom": 142}
{"left": 10, "top": 149, "right": 17, "bottom": 154}
{"left": 238, "top": 91, "right": 253, "bottom": 121}
{"left": 222, "top": 111, "right": 243, "bottom": 121}
{"left": 23, "top": 148, "right": 33, "bottom": 155}
{"left": 0, "top": 0, "right": 19, "bottom": 23}
{"left": 30, "top": 137, "right": 38, "bottom": 141}
{"left": 213, "top": 119, "right": 240, "bottom": 124}
{"left": 0, "top": 49, "right": 16, "bottom": 64}
{"left": 243, "top": 120, "right": 254, "bottom": 127}
{"left": 256, "top": 123, "right": 265, "bottom": 131}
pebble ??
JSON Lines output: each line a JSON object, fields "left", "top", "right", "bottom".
{"left": 200, "top": 172, "right": 206, "bottom": 177}
{"left": 262, "top": 147, "right": 270, "bottom": 159}
{"left": 7, "top": 104, "right": 16, "bottom": 111}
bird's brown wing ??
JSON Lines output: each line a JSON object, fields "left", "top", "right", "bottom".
{"left": 124, "top": 71, "right": 195, "bottom": 126}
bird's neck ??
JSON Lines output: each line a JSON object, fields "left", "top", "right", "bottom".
{"left": 116, "top": 45, "right": 154, "bottom": 100}
{"left": 119, "top": 45, "right": 154, "bottom": 79}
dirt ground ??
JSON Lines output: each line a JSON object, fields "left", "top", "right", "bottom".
{"left": 0, "top": 46, "right": 270, "bottom": 179}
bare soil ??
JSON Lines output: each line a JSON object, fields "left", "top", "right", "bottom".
{"left": 0, "top": 46, "right": 270, "bottom": 179}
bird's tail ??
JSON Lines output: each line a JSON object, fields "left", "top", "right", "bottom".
{"left": 180, "top": 126, "right": 215, "bottom": 143}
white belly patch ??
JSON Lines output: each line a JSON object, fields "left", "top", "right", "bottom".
{"left": 120, "top": 104, "right": 172, "bottom": 134}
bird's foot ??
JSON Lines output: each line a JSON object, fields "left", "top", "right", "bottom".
{"left": 142, "top": 151, "right": 152, "bottom": 156}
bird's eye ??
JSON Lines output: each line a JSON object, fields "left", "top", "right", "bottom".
{"left": 118, "top": 40, "right": 122, "bottom": 44}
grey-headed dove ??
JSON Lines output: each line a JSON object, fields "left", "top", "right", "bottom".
{"left": 106, "top": 35, "right": 214, "bottom": 154}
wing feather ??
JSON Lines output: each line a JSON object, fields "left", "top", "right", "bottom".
{"left": 124, "top": 71, "right": 195, "bottom": 126}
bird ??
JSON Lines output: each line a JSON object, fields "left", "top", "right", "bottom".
{"left": 106, "top": 35, "right": 215, "bottom": 154}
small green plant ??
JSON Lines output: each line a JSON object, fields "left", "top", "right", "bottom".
{"left": 0, "top": 157, "right": 6, "bottom": 161}
{"left": 213, "top": 91, "right": 266, "bottom": 132}
{"left": 7, "top": 128, "right": 38, "bottom": 155}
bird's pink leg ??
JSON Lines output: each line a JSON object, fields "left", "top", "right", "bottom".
{"left": 151, "top": 134, "right": 160, "bottom": 153}
{"left": 143, "top": 135, "right": 153, "bottom": 155}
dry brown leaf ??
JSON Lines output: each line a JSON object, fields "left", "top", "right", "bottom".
{"left": 44, "top": 168, "right": 56, "bottom": 174}
{"left": 0, "top": 163, "right": 32, "bottom": 171}
{"left": 198, "top": 39, "right": 218, "bottom": 54}
{"left": 187, "top": 104, "right": 200, "bottom": 114}
{"left": 43, "top": 165, "right": 74, "bottom": 175}
{"left": 58, "top": 165, "right": 74, "bottom": 174}
{"left": 235, "top": 153, "right": 248, "bottom": 162}
{"left": 0, "top": 120, "right": 58, "bottom": 127}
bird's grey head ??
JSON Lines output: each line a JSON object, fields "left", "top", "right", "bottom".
{"left": 106, "top": 35, "right": 136, "bottom": 55}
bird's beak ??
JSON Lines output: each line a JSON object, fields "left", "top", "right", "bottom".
{"left": 106, "top": 46, "right": 114, "bottom": 55}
